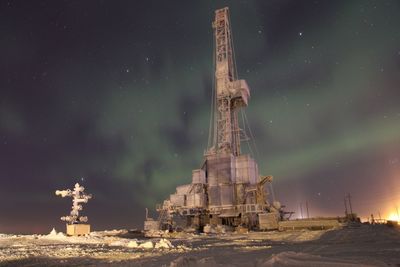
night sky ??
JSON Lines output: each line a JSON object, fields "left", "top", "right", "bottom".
{"left": 1, "top": 0, "right": 400, "bottom": 234}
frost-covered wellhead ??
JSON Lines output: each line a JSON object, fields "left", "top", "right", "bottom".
{"left": 55, "top": 183, "right": 92, "bottom": 224}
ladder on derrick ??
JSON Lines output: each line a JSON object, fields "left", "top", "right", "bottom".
{"left": 157, "top": 208, "right": 168, "bottom": 229}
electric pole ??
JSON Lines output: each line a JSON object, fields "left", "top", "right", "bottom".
{"left": 347, "top": 193, "right": 353, "bottom": 215}
{"left": 300, "top": 202, "right": 303, "bottom": 219}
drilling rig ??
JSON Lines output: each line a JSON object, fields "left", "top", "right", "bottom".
{"left": 145, "top": 7, "right": 283, "bottom": 233}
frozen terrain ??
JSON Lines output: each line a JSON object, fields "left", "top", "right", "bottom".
{"left": 0, "top": 224, "right": 399, "bottom": 266}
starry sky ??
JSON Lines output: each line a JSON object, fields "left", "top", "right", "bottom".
{"left": 1, "top": 0, "right": 400, "bottom": 233}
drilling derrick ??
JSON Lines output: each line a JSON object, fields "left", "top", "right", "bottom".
{"left": 211, "top": 7, "right": 249, "bottom": 156}
{"left": 144, "top": 7, "right": 283, "bottom": 234}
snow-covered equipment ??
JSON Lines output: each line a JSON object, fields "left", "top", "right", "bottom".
{"left": 55, "top": 183, "right": 92, "bottom": 235}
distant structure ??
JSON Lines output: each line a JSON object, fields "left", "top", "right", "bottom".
{"left": 55, "top": 183, "right": 92, "bottom": 236}
{"left": 343, "top": 193, "right": 360, "bottom": 222}
{"left": 145, "top": 7, "right": 285, "bottom": 233}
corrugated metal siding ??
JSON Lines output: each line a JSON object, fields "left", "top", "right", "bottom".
{"left": 220, "top": 184, "right": 234, "bottom": 206}
{"left": 176, "top": 184, "right": 191, "bottom": 195}
{"left": 186, "top": 193, "right": 206, "bottom": 208}
{"left": 206, "top": 154, "right": 235, "bottom": 185}
{"left": 208, "top": 185, "right": 220, "bottom": 207}
{"left": 170, "top": 194, "right": 185, "bottom": 206}
{"left": 192, "top": 169, "right": 206, "bottom": 184}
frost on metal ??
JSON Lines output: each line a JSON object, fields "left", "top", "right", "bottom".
{"left": 144, "top": 7, "right": 288, "bottom": 234}
{"left": 55, "top": 183, "right": 92, "bottom": 224}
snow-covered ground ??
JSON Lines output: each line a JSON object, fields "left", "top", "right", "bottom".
{"left": 0, "top": 224, "right": 399, "bottom": 266}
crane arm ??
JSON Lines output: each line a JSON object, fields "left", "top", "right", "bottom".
{"left": 258, "top": 175, "right": 273, "bottom": 186}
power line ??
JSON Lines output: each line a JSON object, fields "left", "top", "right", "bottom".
{"left": 243, "top": 110, "right": 260, "bottom": 160}
{"left": 347, "top": 193, "right": 353, "bottom": 214}
{"left": 241, "top": 110, "right": 254, "bottom": 157}
{"left": 207, "top": 28, "right": 216, "bottom": 150}
{"left": 300, "top": 202, "right": 303, "bottom": 219}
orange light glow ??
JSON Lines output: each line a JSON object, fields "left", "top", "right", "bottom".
{"left": 387, "top": 212, "right": 400, "bottom": 222}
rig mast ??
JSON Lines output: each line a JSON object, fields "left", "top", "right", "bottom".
{"left": 210, "top": 7, "right": 250, "bottom": 156}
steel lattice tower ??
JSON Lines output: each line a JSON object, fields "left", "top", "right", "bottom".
{"left": 210, "top": 7, "right": 250, "bottom": 156}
